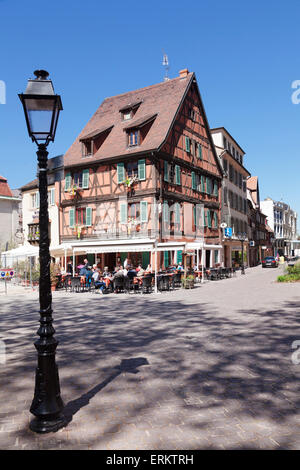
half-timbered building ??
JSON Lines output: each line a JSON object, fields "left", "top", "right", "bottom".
{"left": 59, "top": 69, "right": 223, "bottom": 270}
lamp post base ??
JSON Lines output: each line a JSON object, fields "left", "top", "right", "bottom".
{"left": 29, "top": 413, "right": 66, "bottom": 434}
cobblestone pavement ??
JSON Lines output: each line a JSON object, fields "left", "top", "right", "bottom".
{"left": 0, "top": 265, "right": 299, "bottom": 449}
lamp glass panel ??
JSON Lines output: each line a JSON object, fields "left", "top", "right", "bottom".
{"left": 24, "top": 97, "right": 56, "bottom": 139}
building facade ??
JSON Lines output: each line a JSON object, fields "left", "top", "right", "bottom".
{"left": 211, "top": 127, "right": 250, "bottom": 268}
{"left": 59, "top": 69, "right": 223, "bottom": 270}
{"left": 247, "top": 177, "right": 274, "bottom": 265}
{"left": 0, "top": 175, "right": 22, "bottom": 253}
{"left": 260, "top": 198, "right": 298, "bottom": 257}
{"left": 20, "top": 155, "right": 64, "bottom": 256}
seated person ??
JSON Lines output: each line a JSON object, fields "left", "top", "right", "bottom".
{"left": 145, "top": 264, "right": 152, "bottom": 272}
{"left": 137, "top": 265, "right": 145, "bottom": 277}
{"left": 176, "top": 262, "right": 184, "bottom": 271}
{"left": 92, "top": 269, "right": 106, "bottom": 294}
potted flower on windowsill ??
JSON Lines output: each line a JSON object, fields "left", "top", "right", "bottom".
{"left": 67, "top": 185, "right": 82, "bottom": 199}
{"left": 125, "top": 176, "right": 139, "bottom": 188}
{"left": 73, "top": 224, "right": 85, "bottom": 239}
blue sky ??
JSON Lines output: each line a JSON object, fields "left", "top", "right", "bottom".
{"left": 0, "top": 0, "right": 299, "bottom": 231}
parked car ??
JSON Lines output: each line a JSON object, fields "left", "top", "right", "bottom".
{"left": 262, "top": 256, "right": 278, "bottom": 268}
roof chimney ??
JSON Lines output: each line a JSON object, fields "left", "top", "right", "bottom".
{"left": 179, "top": 68, "right": 189, "bottom": 78}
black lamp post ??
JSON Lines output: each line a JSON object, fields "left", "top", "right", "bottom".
{"left": 237, "top": 232, "right": 247, "bottom": 275}
{"left": 19, "top": 70, "right": 65, "bottom": 433}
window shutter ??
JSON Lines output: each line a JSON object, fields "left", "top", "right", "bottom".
{"left": 138, "top": 159, "right": 146, "bottom": 180}
{"left": 175, "top": 165, "right": 181, "bottom": 185}
{"left": 177, "top": 250, "right": 182, "bottom": 264}
{"left": 117, "top": 163, "right": 125, "bottom": 184}
{"left": 214, "top": 211, "right": 218, "bottom": 228}
{"left": 164, "top": 251, "right": 169, "bottom": 268}
{"left": 206, "top": 177, "right": 212, "bottom": 194}
{"left": 50, "top": 188, "right": 55, "bottom": 205}
{"left": 214, "top": 181, "right": 218, "bottom": 197}
{"left": 193, "top": 206, "right": 196, "bottom": 227}
{"left": 120, "top": 202, "right": 127, "bottom": 224}
{"left": 185, "top": 136, "right": 190, "bottom": 152}
{"left": 82, "top": 169, "right": 89, "bottom": 189}
{"left": 201, "top": 175, "right": 205, "bottom": 193}
{"left": 36, "top": 192, "right": 40, "bottom": 208}
{"left": 207, "top": 210, "right": 212, "bottom": 228}
{"left": 69, "top": 208, "right": 75, "bottom": 228}
{"left": 191, "top": 171, "right": 196, "bottom": 190}
{"left": 164, "top": 161, "right": 169, "bottom": 182}
{"left": 140, "top": 201, "right": 148, "bottom": 222}
{"left": 174, "top": 202, "right": 180, "bottom": 224}
{"left": 163, "top": 201, "right": 169, "bottom": 222}
{"left": 204, "top": 209, "right": 207, "bottom": 227}
{"left": 86, "top": 207, "right": 92, "bottom": 226}
{"left": 65, "top": 172, "right": 71, "bottom": 191}
{"left": 198, "top": 144, "right": 203, "bottom": 160}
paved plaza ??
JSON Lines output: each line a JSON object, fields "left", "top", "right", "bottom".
{"left": 0, "top": 265, "right": 299, "bottom": 450}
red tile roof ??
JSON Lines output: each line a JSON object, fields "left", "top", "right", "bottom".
{"left": 64, "top": 73, "right": 194, "bottom": 167}
{"left": 0, "top": 175, "right": 13, "bottom": 197}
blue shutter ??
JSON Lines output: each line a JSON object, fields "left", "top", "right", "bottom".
{"left": 214, "top": 211, "right": 218, "bottom": 228}
{"left": 120, "top": 202, "right": 127, "bottom": 223}
{"left": 140, "top": 201, "right": 148, "bottom": 222}
{"left": 164, "top": 161, "right": 169, "bottom": 182}
{"left": 36, "top": 191, "right": 40, "bottom": 209}
{"left": 163, "top": 201, "right": 169, "bottom": 222}
{"left": 82, "top": 169, "right": 89, "bottom": 189}
{"left": 207, "top": 210, "right": 212, "bottom": 228}
{"left": 175, "top": 165, "right": 181, "bottom": 185}
{"left": 117, "top": 163, "right": 125, "bottom": 184}
{"left": 86, "top": 207, "right": 92, "bottom": 226}
{"left": 185, "top": 136, "right": 190, "bottom": 152}
{"left": 65, "top": 172, "right": 71, "bottom": 191}
{"left": 214, "top": 181, "right": 218, "bottom": 197}
{"left": 191, "top": 171, "right": 196, "bottom": 190}
{"left": 177, "top": 250, "right": 183, "bottom": 264}
{"left": 138, "top": 159, "right": 146, "bottom": 180}
{"left": 69, "top": 208, "right": 75, "bottom": 228}
{"left": 201, "top": 175, "right": 205, "bottom": 193}
{"left": 174, "top": 202, "right": 180, "bottom": 223}
{"left": 164, "top": 251, "right": 169, "bottom": 268}
{"left": 198, "top": 143, "right": 203, "bottom": 160}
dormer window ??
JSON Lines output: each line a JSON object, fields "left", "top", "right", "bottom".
{"left": 129, "top": 130, "right": 139, "bottom": 147}
{"left": 124, "top": 113, "right": 157, "bottom": 148}
{"left": 123, "top": 111, "right": 132, "bottom": 121}
{"left": 119, "top": 100, "right": 143, "bottom": 121}
{"left": 82, "top": 140, "right": 93, "bottom": 157}
{"left": 79, "top": 125, "right": 114, "bottom": 158}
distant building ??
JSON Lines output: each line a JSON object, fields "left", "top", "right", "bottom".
{"left": 247, "top": 178, "right": 274, "bottom": 265}
{"left": 0, "top": 175, "right": 22, "bottom": 251}
{"left": 260, "top": 198, "right": 298, "bottom": 257}
{"left": 20, "top": 155, "right": 64, "bottom": 258}
{"left": 211, "top": 127, "right": 250, "bottom": 268}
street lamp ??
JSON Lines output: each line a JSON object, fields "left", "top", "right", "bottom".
{"left": 237, "top": 232, "right": 247, "bottom": 275}
{"left": 19, "top": 70, "right": 65, "bottom": 433}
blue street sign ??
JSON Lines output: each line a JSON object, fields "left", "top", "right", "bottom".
{"left": 224, "top": 227, "right": 233, "bottom": 238}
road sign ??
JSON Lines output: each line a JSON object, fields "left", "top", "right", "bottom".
{"left": 224, "top": 227, "right": 232, "bottom": 238}
{"left": 0, "top": 269, "right": 14, "bottom": 278}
